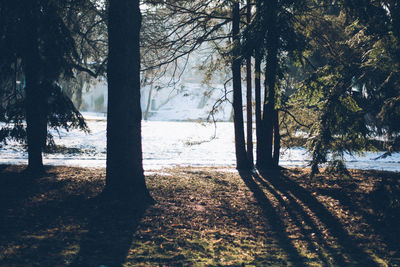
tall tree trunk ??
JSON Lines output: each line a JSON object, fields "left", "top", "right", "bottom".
{"left": 106, "top": 0, "right": 152, "bottom": 203}
{"left": 232, "top": 1, "right": 250, "bottom": 170}
{"left": 258, "top": 0, "right": 279, "bottom": 171}
{"left": 23, "top": 7, "right": 45, "bottom": 174}
{"left": 255, "top": 53, "right": 263, "bottom": 168}
{"left": 246, "top": 0, "right": 254, "bottom": 166}
{"left": 272, "top": 109, "right": 280, "bottom": 167}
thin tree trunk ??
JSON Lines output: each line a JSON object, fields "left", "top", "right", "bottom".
{"left": 106, "top": 0, "right": 152, "bottom": 203}
{"left": 232, "top": 1, "right": 250, "bottom": 170}
{"left": 273, "top": 109, "right": 280, "bottom": 167}
{"left": 258, "top": 0, "right": 279, "bottom": 171}
{"left": 144, "top": 79, "right": 153, "bottom": 121}
{"left": 255, "top": 53, "right": 263, "bottom": 168}
{"left": 246, "top": 0, "right": 254, "bottom": 166}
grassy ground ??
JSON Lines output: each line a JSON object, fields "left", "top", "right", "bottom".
{"left": 0, "top": 165, "right": 399, "bottom": 266}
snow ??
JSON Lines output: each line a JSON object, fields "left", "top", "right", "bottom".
{"left": 1, "top": 112, "right": 400, "bottom": 172}
{"left": 142, "top": 82, "right": 232, "bottom": 121}
{"left": 81, "top": 79, "right": 233, "bottom": 121}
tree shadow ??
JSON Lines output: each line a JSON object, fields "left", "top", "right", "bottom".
{"left": 0, "top": 166, "right": 35, "bottom": 202}
{"left": 0, "top": 166, "right": 148, "bottom": 266}
{"left": 0, "top": 168, "right": 95, "bottom": 265}
{"left": 239, "top": 170, "right": 307, "bottom": 267}
{"left": 252, "top": 172, "right": 343, "bottom": 266}
{"left": 71, "top": 196, "right": 148, "bottom": 267}
{"left": 262, "top": 170, "right": 380, "bottom": 265}
{"left": 316, "top": 175, "right": 400, "bottom": 259}
{"left": 240, "top": 169, "right": 380, "bottom": 266}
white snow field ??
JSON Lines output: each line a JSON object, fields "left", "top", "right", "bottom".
{"left": 1, "top": 112, "right": 400, "bottom": 172}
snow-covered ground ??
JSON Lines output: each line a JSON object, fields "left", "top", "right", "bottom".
{"left": 1, "top": 112, "right": 400, "bottom": 172}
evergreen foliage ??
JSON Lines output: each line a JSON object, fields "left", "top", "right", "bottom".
{"left": 0, "top": 0, "right": 104, "bottom": 157}
{"left": 0, "top": 81, "right": 88, "bottom": 148}
{"left": 285, "top": 1, "right": 400, "bottom": 174}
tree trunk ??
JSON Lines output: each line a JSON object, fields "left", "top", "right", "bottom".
{"left": 232, "top": 1, "right": 250, "bottom": 170}
{"left": 246, "top": 0, "right": 254, "bottom": 166}
{"left": 257, "top": 0, "right": 279, "bottom": 171}
{"left": 106, "top": 0, "right": 152, "bottom": 203}
{"left": 23, "top": 7, "right": 45, "bottom": 174}
{"left": 144, "top": 78, "right": 153, "bottom": 121}
{"left": 272, "top": 109, "right": 280, "bottom": 167}
{"left": 25, "top": 72, "right": 45, "bottom": 174}
{"left": 255, "top": 53, "right": 263, "bottom": 168}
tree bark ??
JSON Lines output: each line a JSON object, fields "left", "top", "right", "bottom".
{"left": 144, "top": 77, "right": 153, "bottom": 121}
{"left": 23, "top": 7, "right": 45, "bottom": 174}
{"left": 255, "top": 53, "right": 263, "bottom": 168}
{"left": 272, "top": 109, "right": 280, "bottom": 167}
{"left": 258, "top": 0, "right": 279, "bottom": 171}
{"left": 246, "top": 0, "right": 254, "bottom": 166}
{"left": 106, "top": 0, "right": 152, "bottom": 203}
{"left": 25, "top": 72, "right": 45, "bottom": 174}
{"left": 232, "top": 1, "right": 250, "bottom": 170}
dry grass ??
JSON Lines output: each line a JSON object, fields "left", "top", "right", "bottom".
{"left": 0, "top": 165, "right": 399, "bottom": 266}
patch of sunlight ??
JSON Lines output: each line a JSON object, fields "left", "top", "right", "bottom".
{"left": 61, "top": 244, "right": 80, "bottom": 265}
{"left": 365, "top": 249, "right": 389, "bottom": 267}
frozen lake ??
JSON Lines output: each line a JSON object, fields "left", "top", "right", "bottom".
{"left": 1, "top": 112, "right": 399, "bottom": 172}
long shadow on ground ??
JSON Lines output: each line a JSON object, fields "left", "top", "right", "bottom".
{"left": 0, "top": 166, "right": 147, "bottom": 266}
{"left": 239, "top": 169, "right": 382, "bottom": 266}
{"left": 72, "top": 197, "right": 147, "bottom": 266}
{"left": 315, "top": 172, "right": 400, "bottom": 263}
{"left": 239, "top": 170, "right": 307, "bottom": 267}
{"left": 1, "top": 165, "right": 397, "bottom": 265}
{"left": 0, "top": 166, "right": 93, "bottom": 265}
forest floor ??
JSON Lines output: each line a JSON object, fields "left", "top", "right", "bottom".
{"left": 0, "top": 165, "right": 399, "bottom": 266}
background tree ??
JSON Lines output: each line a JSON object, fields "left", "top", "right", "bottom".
{"left": 241, "top": 0, "right": 307, "bottom": 170}
{"left": 245, "top": 0, "right": 254, "bottom": 166}
{"left": 143, "top": 0, "right": 258, "bottom": 170}
{"left": 0, "top": 0, "right": 105, "bottom": 174}
{"left": 258, "top": 0, "right": 279, "bottom": 170}
{"left": 343, "top": 0, "right": 400, "bottom": 157}
{"left": 281, "top": 0, "right": 400, "bottom": 175}
{"left": 231, "top": 0, "right": 251, "bottom": 170}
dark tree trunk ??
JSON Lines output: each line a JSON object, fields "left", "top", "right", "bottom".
{"left": 25, "top": 71, "right": 45, "bottom": 174}
{"left": 255, "top": 53, "right": 263, "bottom": 168}
{"left": 257, "top": 0, "right": 279, "bottom": 171}
{"left": 272, "top": 109, "right": 280, "bottom": 167}
{"left": 106, "top": 0, "right": 152, "bottom": 203}
{"left": 232, "top": 1, "right": 250, "bottom": 170}
{"left": 38, "top": 85, "right": 48, "bottom": 151}
{"left": 23, "top": 8, "right": 45, "bottom": 174}
{"left": 246, "top": 0, "right": 254, "bottom": 166}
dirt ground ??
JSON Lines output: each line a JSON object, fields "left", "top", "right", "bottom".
{"left": 0, "top": 164, "right": 399, "bottom": 266}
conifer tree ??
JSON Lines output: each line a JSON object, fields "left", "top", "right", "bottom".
{"left": 0, "top": 0, "right": 103, "bottom": 174}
